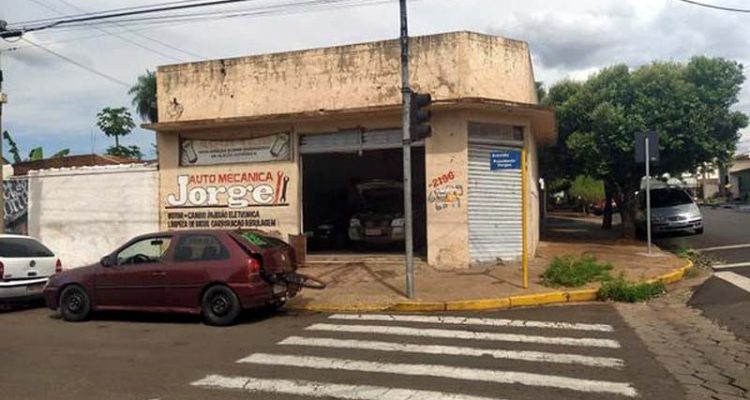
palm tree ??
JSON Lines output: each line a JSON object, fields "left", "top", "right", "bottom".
{"left": 128, "top": 70, "right": 158, "bottom": 123}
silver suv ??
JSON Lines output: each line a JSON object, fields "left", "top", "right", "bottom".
{"left": 636, "top": 188, "right": 703, "bottom": 236}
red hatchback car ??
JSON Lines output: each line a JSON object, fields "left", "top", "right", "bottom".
{"left": 43, "top": 230, "right": 319, "bottom": 326}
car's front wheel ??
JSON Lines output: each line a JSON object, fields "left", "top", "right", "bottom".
{"left": 59, "top": 285, "right": 91, "bottom": 322}
{"left": 695, "top": 227, "right": 704, "bottom": 235}
{"left": 201, "top": 285, "right": 242, "bottom": 326}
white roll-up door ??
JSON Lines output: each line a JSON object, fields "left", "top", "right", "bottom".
{"left": 468, "top": 122, "right": 524, "bottom": 264}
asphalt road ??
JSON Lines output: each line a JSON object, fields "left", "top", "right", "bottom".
{"left": 656, "top": 207, "right": 750, "bottom": 342}
{"left": 0, "top": 305, "right": 683, "bottom": 400}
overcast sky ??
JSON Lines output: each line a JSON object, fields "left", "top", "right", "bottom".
{"left": 2, "top": 0, "right": 750, "bottom": 160}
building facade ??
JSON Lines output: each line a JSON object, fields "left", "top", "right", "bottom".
{"left": 148, "top": 31, "right": 556, "bottom": 269}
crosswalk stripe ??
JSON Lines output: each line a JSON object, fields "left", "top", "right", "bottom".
{"left": 306, "top": 323, "right": 621, "bottom": 348}
{"left": 714, "top": 271, "right": 750, "bottom": 293}
{"left": 237, "top": 353, "right": 638, "bottom": 397}
{"left": 278, "top": 336, "right": 624, "bottom": 368}
{"left": 329, "top": 314, "right": 615, "bottom": 332}
{"left": 713, "top": 261, "right": 750, "bottom": 270}
{"left": 192, "top": 374, "right": 505, "bottom": 400}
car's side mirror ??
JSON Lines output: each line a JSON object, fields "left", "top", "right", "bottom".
{"left": 100, "top": 255, "right": 113, "bottom": 267}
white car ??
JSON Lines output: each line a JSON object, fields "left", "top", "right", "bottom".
{"left": 0, "top": 235, "right": 61, "bottom": 303}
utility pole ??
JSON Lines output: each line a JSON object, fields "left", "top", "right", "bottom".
{"left": 0, "top": 49, "right": 5, "bottom": 233}
{"left": 399, "top": 0, "right": 415, "bottom": 298}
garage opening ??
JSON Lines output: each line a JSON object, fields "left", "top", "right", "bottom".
{"left": 300, "top": 129, "right": 426, "bottom": 255}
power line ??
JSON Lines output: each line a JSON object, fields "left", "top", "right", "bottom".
{"left": 675, "top": 0, "right": 750, "bottom": 13}
{"left": 27, "top": 0, "right": 185, "bottom": 62}
{"left": 20, "top": 37, "right": 129, "bottom": 87}
{"left": 3, "top": 0, "right": 396, "bottom": 52}
{"left": 13, "top": 0, "right": 210, "bottom": 26}
{"left": 8, "top": 0, "right": 261, "bottom": 33}
{"left": 28, "top": 0, "right": 397, "bottom": 31}
{"left": 52, "top": 0, "right": 206, "bottom": 60}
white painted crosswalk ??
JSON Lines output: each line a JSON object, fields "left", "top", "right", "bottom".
{"left": 191, "top": 313, "right": 642, "bottom": 399}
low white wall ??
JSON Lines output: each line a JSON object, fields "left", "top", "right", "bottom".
{"left": 28, "top": 164, "right": 159, "bottom": 268}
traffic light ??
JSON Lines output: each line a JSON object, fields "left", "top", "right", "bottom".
{"left": 410, "top": 91, "right": 432, "bottom": 140}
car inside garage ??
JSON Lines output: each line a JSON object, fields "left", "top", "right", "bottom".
{"left": 300, "top": 130, "right": 426, "bottom": 254}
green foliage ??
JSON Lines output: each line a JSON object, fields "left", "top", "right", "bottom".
{"left": 545, "top": 57, "right": 748, "bottom": 237}
{"left": 541, "top": 255, "right": 613, "bottom": 288}
{"left": 675, "top": 248, "right": 716, "bottom": 272}
{"left": 106, "top": 145, "right": 143, "bottom": 160}
{"left": 28, "top": 147, "right": 43, "bottom": 161}
{"left": 597, "top": 276, "right": 665, "bottom": 302}
{"left": 2, "top": 130, "right": 22, "bottom": 164}
{"left": 128, "top": 70, "right": 158, "bottom": 123}
{"left": 3, "top": 131, "right": 69, "bottom": 163}
{"left": 569, "top": 175, "right": 604, "bottom": 204}
{"left": 96, "top": 107, "right": 136, "bottom": 147}
{"left": 51, "top": 149, "right": 70, "bottom": 158}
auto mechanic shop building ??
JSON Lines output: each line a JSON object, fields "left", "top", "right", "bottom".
{"left": 147, "top": 31, "right": 556, "bottom": 269}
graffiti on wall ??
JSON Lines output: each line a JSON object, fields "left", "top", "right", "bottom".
{"left": 163, "top": 170, "right": 291, "bottom": 229}
{"left": 428, "top": 171, "right": 463, "bottom": 211}
{"left": 3, "top": 179, "right": 28, "bottom": 235}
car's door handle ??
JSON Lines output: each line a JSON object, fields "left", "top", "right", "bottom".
{"left": 151, "top": 271, "right": 167, "bottom": 277}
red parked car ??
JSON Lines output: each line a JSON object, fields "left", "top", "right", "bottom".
{"left": 43, "top": 230, "right": 323, "bottom": 326}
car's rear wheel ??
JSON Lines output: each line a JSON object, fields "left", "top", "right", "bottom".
{"left": 59, "top": 285, "right": 91, "bottom": 322}
{"left": 201, "top": 285, "right": 242, "bottom": 326}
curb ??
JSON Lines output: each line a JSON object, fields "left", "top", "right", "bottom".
{"left": 290, "top": 260, "right": 694, "bottom": 313}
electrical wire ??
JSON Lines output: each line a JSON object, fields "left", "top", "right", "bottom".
{"left": 27, "top": 0, "right": 185, "bottom": 62}
{"left": 53, "top": 0, "right": 206, "bottom": 59}
{"left": 13, "top": 0, "right": 211, "bottom": 26}
{"left": 675, "top": 0, "right": 750, "bottom": 13}
{"left": 8, "top": 0, "right": 262, "bottom": 32}
{"left": 25, "top": 0, "right": 397, "bottom": 32}
{"left": 20, "top": 37, "right": 130, "bottom": 87}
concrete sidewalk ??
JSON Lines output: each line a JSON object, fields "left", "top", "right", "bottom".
{"left": 288, "top": 213, "right": 688, "bottom": 311}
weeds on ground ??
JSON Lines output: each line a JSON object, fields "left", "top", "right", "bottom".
{"left": 674, "top": 247, "right": 717, "bottom": 278}
{"left": 541, "top": 255, "right": 613, "bottom": 288}
{"left": 597, "top": 275, "right": 666, "bottom": 303}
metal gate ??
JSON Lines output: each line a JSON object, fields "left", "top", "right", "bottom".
{"left": 468, "top": 122, "right": 523, "bottom": 264}
{"left": 299, "top": 129, "right": 409, "bottom": 154}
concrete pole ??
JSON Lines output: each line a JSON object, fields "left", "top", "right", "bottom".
{"left": 0, "top": 51, "right": 5, "bottom": 233}
{"left": 399, "top": 0, "right": 415, "bottom": 298}
{"left": 645, "top": 135, "right": 652, "bottom": 255}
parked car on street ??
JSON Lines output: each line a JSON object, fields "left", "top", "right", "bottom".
{"left": 347, "top": 180, "right": 405, "bottom": 246}
{"left": 636, "top": 187, "right": 703, "bottom": 236}
{"left": 0, "top": 235, "right": 62, "bottom": 304}
{"left": 43, "top": 230, "right": 323, "bottom": 326}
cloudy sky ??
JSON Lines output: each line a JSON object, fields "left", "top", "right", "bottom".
{"left": 2, "top": 0, "right": 750, "bottom": 160}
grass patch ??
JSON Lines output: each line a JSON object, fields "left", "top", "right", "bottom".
{"left": 674, "top": 247, "right": 717, "bottom": 278}
{"left": 541, "top": 255, "right": 613, "bottom": 288}
{"left": 597, "top": 276, "right": 665, "bottom": 303}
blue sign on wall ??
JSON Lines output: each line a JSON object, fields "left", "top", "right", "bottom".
{"left": 490, "top": 150, "right": 521, "bottom": 170}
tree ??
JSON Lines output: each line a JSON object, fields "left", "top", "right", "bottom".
{"left": 2, "top": 131, "right": 22, "bottom": 163}
{"left": 568, "top": 175, "right": 605, "bottom": 213}
{"left": 2, "top": 131, "right": 69, "bottom": 162}
{"left": 546, "top": 57, "right": 747, "bottom": 238}
{"left": 106, "top": 145, "right": 143, "bottom": 160}
{"left": 96, "top": 107, "right": 136, "bottom": 148}
{"left": 128, "top": 70, "right": 158, "bottom": 123}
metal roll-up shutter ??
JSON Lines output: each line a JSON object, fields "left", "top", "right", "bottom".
{"left": 300, "top": 129, "right": 412, "bottom": 154}
{"left": 468, "top": 124, "right": 523, "bottom": 264}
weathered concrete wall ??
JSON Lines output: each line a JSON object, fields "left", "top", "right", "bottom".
{"left": 27, "top": 165, "right": 159, "bottom": 268}
{"left": 425, "top": 112, "right": 469, "bottom": 269}
{"left": 157, "top": 32, "right": 538, "bottom": 123}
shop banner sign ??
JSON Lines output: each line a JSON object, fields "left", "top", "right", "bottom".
{"left": 180, "top": 133, "right": 291, "bottom": 166}
{"left": 3, "top": 179, "right": 28, "bottom": 235}
{"left": 490, "top": 150, "right": 521, "bottom": 171}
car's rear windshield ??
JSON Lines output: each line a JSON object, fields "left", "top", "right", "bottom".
{"left": 651, "top": 189, "right": 693, "bottom": 208}
{"left": 0, "top": 237, "right": 55, "bottom": 258}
